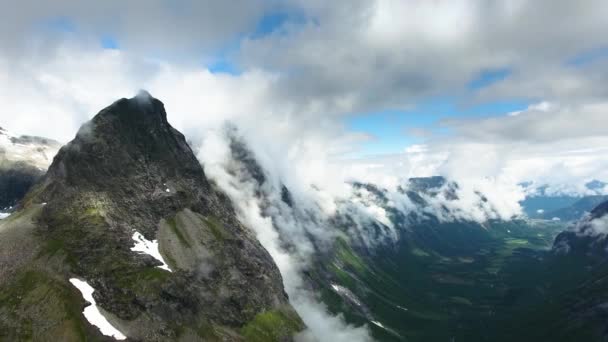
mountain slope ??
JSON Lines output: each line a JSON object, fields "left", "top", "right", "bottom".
{"left": 0, "top": 92, "right": 303, "bottom": 341}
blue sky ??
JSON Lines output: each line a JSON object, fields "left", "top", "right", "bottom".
{"left": 346, "top": 66, "right": 529, "bottom": 157}
{"left": 343, "top": 44, "right": 608, "bottom": 158}
{"left": 566, "top": 46, "right": 608, "bottom": 66}
{"left": 347, "top": 96, "right": 530, "bottom": 157}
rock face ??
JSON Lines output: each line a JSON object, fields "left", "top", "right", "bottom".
{"left": 0, "top": 127, "right": 60, "bottom": 210}
{"left": 0, "top": 92, "right": 303, "bottom": 341}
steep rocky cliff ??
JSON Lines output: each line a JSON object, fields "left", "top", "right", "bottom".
{"left": 0, "top": 92, "right": 303, "bottom": 341}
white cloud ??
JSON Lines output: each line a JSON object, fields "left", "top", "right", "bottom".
{"left": 197, "top": 129, "right": 373, "bottom": 342}
{"left": 588, "top": 216, "right": 608, "bottom": 236}
{"left": 241, "top": 0, "right": 608, "bottom": 110}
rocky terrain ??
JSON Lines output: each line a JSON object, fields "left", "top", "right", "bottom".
{"left": 0, "top": 92, "right": 303, "bottom": 341}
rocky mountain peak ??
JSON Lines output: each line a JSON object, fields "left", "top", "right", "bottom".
{"left": 42, "top": 92, "right": 207, "bottom": 205}
{"left": 0, "top": 94, "right": 303, "bottom": 341}
{"left": 89, "top": 90, "right": 170, "bottom": 135}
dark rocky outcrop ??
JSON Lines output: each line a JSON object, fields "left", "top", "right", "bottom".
{"left": 0, "top": 92, "right": 303, "bottom": 341}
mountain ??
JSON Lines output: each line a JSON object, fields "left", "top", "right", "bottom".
{"left": 0, "top": 127, "right": 60, "bottom": 212}
{"left": 315, "top": 183, "right": 608, "bottom": 341}
{"left": 542, "top": 195, "right": 608, "bottom": 221}
{"left": 0, "top": 92, "right": 303, "bottom": 341}
{"left": 220, "top": 137, "right": 606, "bottom": 342}
{"left": 519, "top": 180, "right": 608, "bottom": 220}
{"left": 520, "top": 195, "right": 580, "bottom": 218}
{"left": 211, "top": 138, "right": 576, "bottom": 341}
{"left": 553, "top": 199, "right": 608, "bottom": 257}
{"left": 2, "top": 94, "right": 607, "bottom": 341}
{"left": 511, "top": 200, "right": 608, "bottom": 341}
{"left": 309, "top": 183, "right": 568, "bottom": 341}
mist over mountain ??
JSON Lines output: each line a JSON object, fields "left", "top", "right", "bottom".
{"left": 196, "top": 116, "right": 608, "bottom": 341}
{"left": 2, "top": 1, "right": 608, "bottom": 341}
{"left": 2, "top": 93, "right": 608, "bottom": 341}
{"left": 519, "top": 180, "right": 608, "bottom": 222}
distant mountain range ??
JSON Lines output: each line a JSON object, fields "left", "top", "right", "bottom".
{"left": 0, "top": 126, "right": 60, "bottom": 211}
{"left": 520, "top": 180, "right": 608, "bottom": 221}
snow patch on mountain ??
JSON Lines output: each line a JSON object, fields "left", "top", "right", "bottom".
{"left": 69, "top": 278, "right": 127, "bottom": 340}
{"left": 130, "top": 232, "right": 172, "bottom": 272}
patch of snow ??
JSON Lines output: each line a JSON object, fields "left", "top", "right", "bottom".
{"left": 330, "top": 283, "right": 363, "bottom": 307}
{"left": 552, "top": 217, "right": 561, "bottom": 221}
{"left": 507, "top": 229, "right": 511, "bottom": 233}
{"left": 68, "top": 279, "right": 127, "bottom": 340}
{"left": 165, "top": 188, "right": 171, "bottom": 193}
{"left": 395, "top": 304, "right": 408, "bottom": 312}
{"left": 0, "top": 212, "right": 10, "bottom": 219}
{"left": 370, "top": 319, "right": 403, "bottom": 338}
{"left": 537, "top": 209, "right": 545, "bottom": 214}
{"left": 130, "top": 232, "right": 172, "bottom": 272}
{"left": 371, "top": 321, "right": 386, "bottom": 329}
